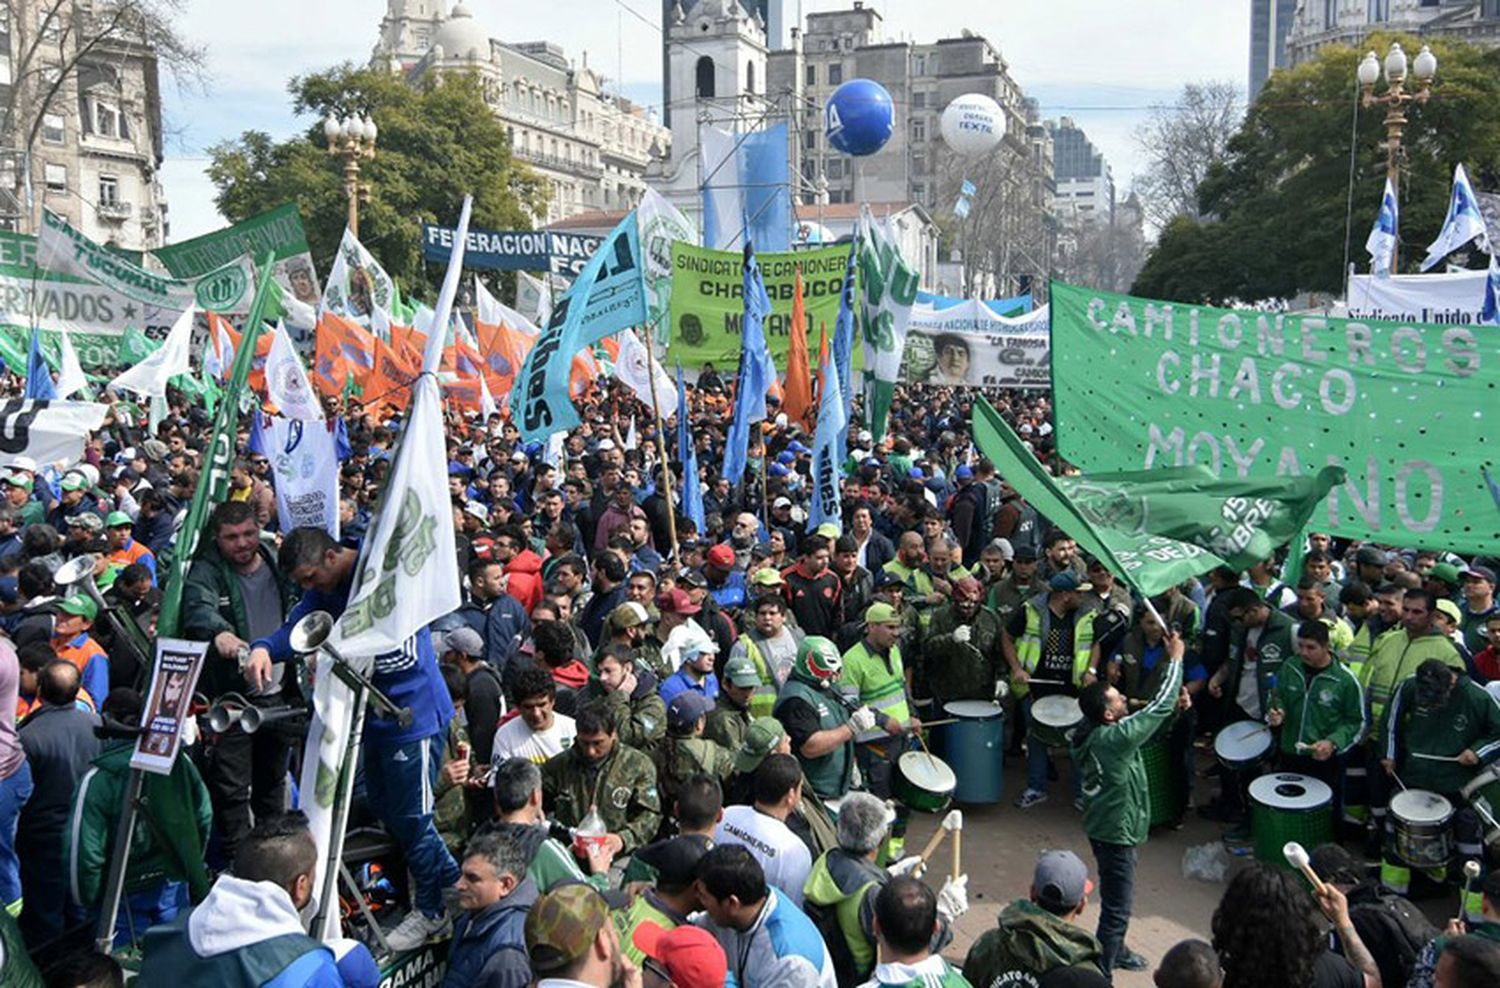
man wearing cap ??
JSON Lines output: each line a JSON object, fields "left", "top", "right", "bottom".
{"left": 716, "top": 752, "right": 813, "bottom": 906}
{"left": 62, "top": 512, "right": 105, "bottom": 558}
{"left": 633, "top": 923, "right": 729, "bottom": 988}
{"left": 654, "top": 589, "right": 705, "bottom": 680}
{"left": 50, "top": 594, "right": 109, "bottom": 706}
{"left": 1350, "top": 544, "right": 1390, "bottom": 589}
{"left": 542, "top": 703, "right": 662, "bottom": 856}
{"left": 441, "top": 829, "right": 538, "bottom": 988}
{"left": 613, "top": 835, "right": 715, "bottom": 963}
{"left": 1461, "top": 565, "right": 1498, "bottom": 655}
{"left": 775, "top": 637, "right": 876, "bottom": 801}
{"left": 783, "top": 535, "right": 843, "bottom": 641}
{"left": 104, "top": 510, "right": 156, "bottom": 584}
{"left": 3, "top": 474, "right": 44, "bottom": 529}
{"left": 583, "top": 642, "right": 667, "bottom": 755}
{"left": 659, "top": 626, "right": 720, "bottom": 706}
{"left": 769, "top": 497, "right": 798, "bottom": 549}
{"left": 988, "top": 545, "right": 1044, "bottom": 629}
{"left": 841, "top": 601, "right": 920, "bottom": 856}
{"left": 599, "top": 599, "right": 669, "bottom": 684}
{"left": 526, "top": 884, "right": 631, "bottom": 988}
{"left": 485, "top": 757, "right": 609, "bottom": 893}
{"left": 706, "top": 542, "right": 748, "bottom": 611}
{"left": 729, "top": 596, "right": 804, "bottom": 719}
{"left": 947, "top": 464, "right": 989, "bottom": 566}
{"left": 46, "top": 472, "right": 98, "bottom": 532}
{"left": 961, "top": 850, "right": 1103, "bottom": 987}
{"left": 658, "top": 692, "right": 734, "bottom": 814}
{"left": 708, "top": 653, "right": 767, "bottom": 752}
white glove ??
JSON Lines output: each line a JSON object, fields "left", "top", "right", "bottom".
{"left": 937, "top": 874, "right": 969, "bottom": 921}
{"left": 850, "top": 706, "right": 878, "bottom": 733}
{"left": 953, "top": 625, "right": 972, "bottom": 644}
{"left": 993, "top": 679, "right": 1010, "bottom": 701}
{"left": 886, "top": 855, "right": 924, "bottom": 878}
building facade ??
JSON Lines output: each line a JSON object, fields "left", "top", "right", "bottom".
{"left": 1249, "top": 0, "right": 1298, "bottom": 97}
{"left": 0, "top": 0, "right": 169, "bottom": 249}
{"left": 1047, "top": 117, "right": 1114, "bottom": 226}
{"left": 1285, "top": 0, "right": 1500, "bottom": 67}
{"left": 373, "top": 1, "right": 670, "bottom": 223}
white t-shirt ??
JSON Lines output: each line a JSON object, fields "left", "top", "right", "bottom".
{"left": 491, "top": 712, "right": 577, "bottom": 767}
{"left": 715, "top": 805, "right": 812, "bottom": 906}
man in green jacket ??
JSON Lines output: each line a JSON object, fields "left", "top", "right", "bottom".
{"left": 1072, "top": 629, "right": 1184, "bottom": 974}
{"left": 541, "top": 702, "right": 662, "bottom": 855}
{"left": 1266, "top": 620, "right": 1366, "bottom": 821}
{"left": 961, "top": 849, "right": 1104, "bottom": 986}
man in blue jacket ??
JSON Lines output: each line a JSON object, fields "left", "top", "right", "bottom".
{"left": 443, "top": 830, "right": 536, "bottom": 988}
{"left": 243, "top": 527, "right": 459, "bottom": 952}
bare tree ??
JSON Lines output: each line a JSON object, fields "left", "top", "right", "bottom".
{"left": 1132, "top": 80, "right": 1242, "bottom": 229}
{"left": 936, "top": 137, "right": 1054, "bottom": 299}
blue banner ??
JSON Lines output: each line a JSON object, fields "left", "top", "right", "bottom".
{"left": 915, "top": 290, "right": 1032, "bottom": 317}
{"left": 420, "top": 224, "right": 602, "bottom": 276}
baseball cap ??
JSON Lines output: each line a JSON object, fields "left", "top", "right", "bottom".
{"left": 526, "top": 885, "right": 611, "bottom": 974}
{"left": 988, "top": 538, "right": 1015, "bottom": 561}
{"left": 865, "top": 602, "right": 901, "bottom": 625}
{"left": 510, "top": 449, "right": 528, "bottom": 462}
{"left": 656, "top": 588, "right": 701, "bottom": 616}
{"left": 1013, "top": 545, "right": 1040, "bottom": 562}
{"left": 69, "top": 513, "right": 103, "bottom": 533}
{"left": 751, "top": 568, "right": 784, "bottom": 587}
{"left": 632, "top": 924, "right": 727, "bottom": 988}
{"left": 678, "top": 568, "right": 708, "bottom": 590}
{"left": 596, "top": 438, "right": 616, "bottom": 451}
{"left": 772, "top": 496, "right": 792, "bottom": 509}
{"left": 141, "top": 439, "right": 169, "bottom": 462}
{"left": 769, "top": 463, "right": 789, "bottom": 478}
{"left": 814, "top": 522, "right": 840, "bottom": 540}
{"left": 955, "top": 464, "right": 974, "bottom": 481}
{"left": 57, "top": 595, "right": 98, "bottom": 621}
{"left": 1463, "top": 564, "right": 1498, "bottom": 586}
{"left": 633, "top": 835, "right": 712, "bottom": 890}
{"left": 0, "top": 576, "right": 18, "bottom": 605}
{"left": 2, "top": 474, "right": 29, "bottom": 489}
{"left": 1048, "top": 571, "right": 1090, "bottom": 593}
{"left": 442, "top": 627, "right": 485, "bottom": 658}
{"left": 1427, "top": 562, "right": 1462, "bottom": 587}
{"left": 1032, "top": 849, "right": 1093, "bottom": 912}
{"left": 734, "top": 717, "right": 787, "bottom": 774}
{"left": 776, "top": 450, "right": 796, "bottom": 465}
{"left": 463, "top": 501, "right": 490, "bottom": 524}
{"left": 9, "top": 456, "right": 35, "bottom": 473}
{"left": 667, "top": 691, "right": 714, "bottom": 733}
{"left": 1435, "top": 598, "right": 1463, "bottom": 624}
{"left": 609, "top": 601, "right": 650, "bottom": 630}
{"left": 105, "top": 511, "right": 133, "bottom": 528}
{"left": 874, "top": 569, "right": 906, "bottom": 589}
{"left": 706, "top": 544, "right": 736, "bottom": 568}
{"left": 723, "top": 653, "right": 762, "bottom": 688}
{"left": 1355, "top": 545, "right": 1389, "bottom": 567}
{"left": 908, "top": 467, "right": 925, "bottom": 480}
{"left": 59, "top": 473, "right": 87, "bottom": 492}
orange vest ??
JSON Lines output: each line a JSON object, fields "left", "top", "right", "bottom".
{"left": 108, "top": 537, "right": 154, "bottom": 571}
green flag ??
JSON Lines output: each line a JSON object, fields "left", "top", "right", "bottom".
{"left": 157, "top": 253, "right": 280, "bottom": 638}
{"left": 117, "top": 325, "right": 160, "bottom": 363}
{"left": 971, "top": 397, "right": 1344, "bottom": 596}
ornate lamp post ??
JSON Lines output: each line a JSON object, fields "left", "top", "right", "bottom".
{"left": 323, "top": 113, "right": 378, "bottom": 237}
{"left": 1358, "top": 42, "right": 1436, "bottom": 273}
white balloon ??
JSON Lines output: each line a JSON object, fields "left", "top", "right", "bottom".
{"left": 940, "top": 94, "right": 1006, "bottom": 157}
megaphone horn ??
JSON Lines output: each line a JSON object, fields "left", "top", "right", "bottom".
{"left": 208, "top": 702, "right": 244, "bottom": 733}
{"left": 240, "top": 705, "right": 305, "bottom": 734}
{"left": 289, "top": 611, "right": 336, "bottom": 655}
{"left": 53, "top": 553, "right": 99, "bottom": 588}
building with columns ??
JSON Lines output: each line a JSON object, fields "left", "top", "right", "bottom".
{"left": 1285, "top": 0, "right": 1500, "bottom": 68}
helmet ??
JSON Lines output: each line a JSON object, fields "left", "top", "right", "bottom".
{"left": 795, "top": 636, "right": 843, "bottom": 683}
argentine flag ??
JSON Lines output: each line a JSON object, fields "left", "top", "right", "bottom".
{"left": 1421, "top": 163, "right": 1491, "bottom": 271}
{"left": 1365, "top": 177, "right": 1399, "bottom": 278}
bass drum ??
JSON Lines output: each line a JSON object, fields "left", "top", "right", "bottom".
{"left": 1249, "top": 773, "right": 1333, "bottom": 867}
{"left": 1029, "top": 695, "right": 1082, "bottom": 749}
{"left": 942, "top": 700, "right": 1004, "bottom": 804}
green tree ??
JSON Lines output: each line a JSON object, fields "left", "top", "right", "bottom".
{"left": 1132, "top": 34, "right": 1500, "bottom": 304}
{"left": 207, "top": 64, "right": 548, "bottom": 298}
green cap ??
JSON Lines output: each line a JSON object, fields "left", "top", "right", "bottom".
{"left": 525, "top": 885, "right": 610, "bottom": 973}
{"left": 734, "top": 717, "right": 787, "bottom": 774}
{"left": 3, "top": 473, "right": 30, "bottom": 489}
{"left": 59, "top": 473, "right": 86, "bottom": 492}
{"left": 105, "top": 511, "right": 133, "bottom": 528}
{"left": 750, "top": 568, "right": 784, "bottom": 587}
{"left": 814, "top": 522, "right": 841, "bottom": 540}
{"left": 723, "top": 653, "right": 762, "bottom": 688}
{"left": 1428, "top": 562, "right": 1463, "bottom": 587}
{"left": 865, "top": 602, "right": 901, "bottom": 625}
{"left": 57, "top": 595, "right": 97, "bottom": 621}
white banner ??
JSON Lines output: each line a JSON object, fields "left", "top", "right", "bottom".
{"left": 320, "top": 227, "right": 398, "bottom": 323}
{"left": 900, "top": 301, "right": 1051, "bottom": 388}
{"left": 131, "top": 638, "right": 209, "bottom": 775}
{"left": 265, "top": 321, "right": 325, "bottom": 421}
{"left": 265, "top": 416, "right": 340, "bottom": 538}
{"left": 1343, "top": 268, "right": 1488, "bottom": 325}
{"left": 0, "top": 399, "right": 108, "bottom": 467}
{"left": 614, "top": 329, "right": 677, "bottom": 415}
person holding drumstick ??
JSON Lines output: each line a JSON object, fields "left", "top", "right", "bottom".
{"left": 1074, "top": 626, "right": 1187, "bottom": 975}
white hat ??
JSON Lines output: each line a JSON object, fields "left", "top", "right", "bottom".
{"left": 463, "top": 501, "right": 489, "bottom": 523}
{"left": 10, "top": 456, "right": 35, "bottom": 473}
{"left": 597, "top": 438, "right": 616, "bottom": 451}
{"left": 775, "top": 413, "right": 789, "bottom": 429}
{"left": 857, "top": 430, "right": 872, "bottom": 444}
{"left": 773, "top": 496, "right": 792, "bottom": 509}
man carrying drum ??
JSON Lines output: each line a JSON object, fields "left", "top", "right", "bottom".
{"left": 1378, "top": 659, "right": 1500, "bottom": 910}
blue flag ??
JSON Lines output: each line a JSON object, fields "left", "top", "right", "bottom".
{"left": 1365, "top": 177, "right": 1399, "bottom": 278}
{"left": 676, "top": 363, "right": 706, "bottom": 534}
{"left": 1483, "top": 254, "right": 1500, "bottom": 325}
{"left": 724, "top": 241, "right": 773, "bottom": 485}
{"left": 24, "top": 328, "right": 56, "bottom": 400}
{"left": 1422, "top": 163, "right": 1491, "bottom": 271}
{"left": 809, "top": 331, "right": 846, "bottom": 535}
{"left": 831, "top": 240, "right": 858, "bottom": 455}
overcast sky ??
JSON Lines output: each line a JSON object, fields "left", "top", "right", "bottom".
{"left": 159, "top": 0, "right": 1250, "bottom": 240}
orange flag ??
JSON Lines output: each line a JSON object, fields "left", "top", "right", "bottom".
{"left": 780, "top": 267, "right": 813, "bottom": 430}
{"left": 313, "top": 312, "right": 376, "bottom": 397}
{"left": 209, "top": 312, "right": 273, "bottom": 394}
{"left": 363, "top": 336, "right": 420, "bottom": 415}
{"left": 814, "top": 321, "right": 830, "bottom": 407}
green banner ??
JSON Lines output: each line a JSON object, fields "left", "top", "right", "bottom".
{"left": 666, "top": 242, "right": 859, "bottom": 372}
{"left": 154, "top": 203, "right": 322, "bottom": 311}
{"left": 1049, "top": 282, "right": 1500, "bottom": 554}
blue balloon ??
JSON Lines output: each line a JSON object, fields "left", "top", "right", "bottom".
{"left": 824, "top": 79, "right": 894, "bottom": 157}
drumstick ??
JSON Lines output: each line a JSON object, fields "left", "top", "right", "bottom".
{"left": 1410, "top": 752, "right": 1465, "bottom": 762}
{"left": 1459, "top": 860, "right": 1482, "bottom": 925}
{"left": 944, "top": 809, "right": 963, "bottom": 882}
{"left": 910, "top": 718, "right": 960, "bottom": 729}
{"left": 913, "top": 823, "right": 949, "bottom": 877}
{"left": 1026, "top": 677, "right": 1070, "bottom": 686}
{"left": 1283, "top": 842, "right": 1327, "bottom": 896}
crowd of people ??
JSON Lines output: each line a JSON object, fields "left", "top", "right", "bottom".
{"left": 0, "top": 374, "right": 1498, "bottom": 988}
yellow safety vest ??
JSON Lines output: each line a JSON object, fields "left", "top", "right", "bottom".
{"left": 736, "top": 635, "right": 781, "bottom": 719}
{"left": 1014, "top": 597, "right": 1093, "bottom": 697}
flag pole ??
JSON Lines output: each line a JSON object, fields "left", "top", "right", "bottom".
{"left": 643, "top": 329, "right": 680, "bottom": 560}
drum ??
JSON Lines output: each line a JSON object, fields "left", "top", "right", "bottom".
{"left": 942, "top": 700, "right": 1004, "bottom": 804}
{"left": 1390, "top": 789, "right": 1455, "bottom": 869}
{"left": 1030, "top": 695, "right": 1082, "bottom": 749}
{"left": 893, "top": 750, "right": 957, "bottom": 813}
{"left": 1142, "top": 729, "right": 1184, "bottom": 828}
{"left": 1250, "top": 773, "right": 1333, "bottom": 867}
{"left": 1214, "top": 720, "right": 1273, "bottom": 772}
{"left": 1460, "top": 766, "right": 1500, "bottom": 849}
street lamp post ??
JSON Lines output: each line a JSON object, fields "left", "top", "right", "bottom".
{"left": 1358, "top": 42, "right": 1437, "bottom": 273}
{"left": 323, "top": 113, "right": 378, "bottom": 238}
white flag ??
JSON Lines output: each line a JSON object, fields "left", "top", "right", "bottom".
{"left": 55, "top": 328, "right": 86, "bottom": 398}
{"left": 320, "top": 226, "right": 396, "bottom": 324}
{"left": 614, "top": 329, "right": 678, "bottom": 415}
{"left": 624, "top": 416, "right": 637, "bottom": 450}
{"left": 1421, "top": 164, "right": 1491, "bottom": 271}
{"left": 264, "top": 416, "right": 339, "bottom": 537}
{"left": 265, "top": 321, "right": 325, "bottom": 421}
{"left": 1365, "top": 177, "right": 1400, "bottom": 279}
{"left": 108, "top": 305, "right": 194, "bottom": 399}
{"left": 0, "top": 400, "right": 108, "bottom": 467}
{"left": 478, "top": 371, "right": 497, "bottom": 419}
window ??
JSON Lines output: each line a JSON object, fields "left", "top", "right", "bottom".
{"left": 827, "top": 63, "right": 843, "bottom": 86}
{"left": 695, "top": 56, "right": 715, "bottom": 99}
{"left": 92, "top": 98, "right": 120, "bottom": 138}
{"left": 746, "top": 60, "right": 755, "bottom": 95}
{"left": 1368, "top": 0, "right": 1388, "bottom": 20}
{"left": 826, "top": 158, "right": 843, "bottom": 180}
{"left": 805, "top": 64, "right": 816, "bottom": 86}
{"left": 1323, "top": 0, "right": 1337, "bottom": 27}
{"left": 98, "top": 175, "right": 118, "bottom": 206}
{"left": 911, "top": 118, "right": 926, "bottom": 143}
{"left": 912, "top": 54, "right": 927, "bottom": 76}
{"left": 44, "top": 163, "right": 64, "bottom": 193}
{"left": 913, "top": 182, "right": 928, "bottom": 206}
{"left": 803, "top": 128, "right": 816, "bottom": 150}
{"left": 41, "top": 113, "right": 63, "bottom": 144}
{"left": 0, "top": 54, "right": 9, "bottom": 86}
{"left": 913, "top": 92, "right": 927, "bottom": 109}
{"left": 912, "top": 151, "right": 927, "bottom": 175}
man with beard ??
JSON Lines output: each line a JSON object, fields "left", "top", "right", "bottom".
{"left": 541, "top": 703, "right": 661, "bottom": 856}
{"left": 526, "top": 884, "right": 635, "bottom": 988}
{"left": 883, "top": 532, "right": 930, "bottom": 601}
{"left": 1038, "top": 530, "right": 1085, "bottom": 583}
{"left": 922, "top": 577, "right": 1004, "bottom": 706}
{"left": 783, "top": 535, "right": 842, "bottom": 640}
{"left": 581, "top": 642, "right": 666, "bottom": 756}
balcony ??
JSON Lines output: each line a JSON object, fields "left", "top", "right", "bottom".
{"left": 512, "top": 146, "right": 603, "bottom": 180}
{"left": 95, "top": 201, "right": 132, "bottom": 222}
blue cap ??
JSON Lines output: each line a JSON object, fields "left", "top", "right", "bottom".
{"left": 448, "top": 462, "right": 472, "bottom": 477}
{"left": 787, "top": 441, "right": 810, "bottom": 455}
{"left": 909, "top": 467, "right": 925, "bottom": 480}
{"left": 776, "top": 450, "right": 796, "bottom": 465}
{"left": 1049, "top": 571, "right": 1084, "bottom": 592}
{"left": 769, "top": 463, "right": 790, "bottom": 477}
{"left": 862, "top": 457, "right": 881, "bottom": 469}
{"left": 955, "top": 464, "right": 973, "bottom": 480}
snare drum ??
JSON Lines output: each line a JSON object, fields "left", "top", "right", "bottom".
{"left": 1250, "top": 773, "right": 1334, "bottom": 866}
{"left": 1460, "top": 766, "right": 1500, "bottom": 849}
{"left": 1214, "top": 720, "right": 1273, "bottom": 772}
{"left": 893, "top": 750, "right": 957, "bottom": 813}
{"left": 942, "top": 700, "right": 1004, "bottom": 804}
{"left": 1390, "top": 789, "right": 1455, "bottom": 869}
{"left": 1143, "top": 728, "right": 1185, "bottom": 828}
{"left": 1030, "top": 695, "right": 1083, "bottom": 749}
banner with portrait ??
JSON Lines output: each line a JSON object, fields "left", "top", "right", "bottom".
{"left": 132, "top": 638, "right": 210, "bottom": 775}
{"left": 899, "top": 301, "right": 1050, "bottom": 389}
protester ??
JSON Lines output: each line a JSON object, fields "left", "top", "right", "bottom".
{"left": 525, "top": 884, "right": 632, "bottom": 988}
{"left": 694, "top": 843, "right": 837, "bottom": 988}
{"left": 962, "top": 850, "right": 1104, "bottom": 986}
{"left": 542, "top": 702, "right": 662, "bottom": 855}
{"left": 0, "top": 637, "right": 29, "bottom": 915}
{"left": 442, "top": 830, "right": 537, "bottom": 988}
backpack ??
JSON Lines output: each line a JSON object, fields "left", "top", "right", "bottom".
{"left": 1347, "top": 884, "right": 1440, "bottom": 988}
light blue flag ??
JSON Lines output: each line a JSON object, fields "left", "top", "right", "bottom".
{"left": 831, "top": 240, "right": 857, "bottom": 456}
{"left": 952, "top": 196, "right": 971, "bottom": 219}
{"left": 1422, "top": 163, "right": 1491, "bottom": 271}
{"left": 1482, "top": 253, "right": 1500, "bottom": 325}
{"left": 961, "top": 180, "right": 977, "bottom": 197}
{"left": 511, "top": 211, "right": 649, "bottom": 441}
{"left": 701, "top": 124, "right": 792, "bottom": 251}
{"left": 808, "top": 329, "right": 847, "bottom": 535}
{"left": 24, "top": 328, "right": 56, "bottom": 400}
{"left": 676, "top": 363, "right": 706, "bottom": 535}
{"left": 724, "top": 240, "right": 773, "bottom": 485}
{"left": 1365, "top": 177, "right": 1399, "bottom": 278}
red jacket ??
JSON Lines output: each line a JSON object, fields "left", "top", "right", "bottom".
{"left": 504, "top": 549, "right": 545, "bottom": 614}
{"left": 1475, "top": 644, "right": 1500, "bottom": 684}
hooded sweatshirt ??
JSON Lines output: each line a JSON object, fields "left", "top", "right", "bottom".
{"left": 503, "top": 548, "right": 544, "bottom": 614}
{"left": 960, "top": 899, "right": 1103, "bottom": 988}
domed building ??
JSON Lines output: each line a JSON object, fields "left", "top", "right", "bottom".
{"left": 372, "top": 1, "right": 671, "bottom": 224}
